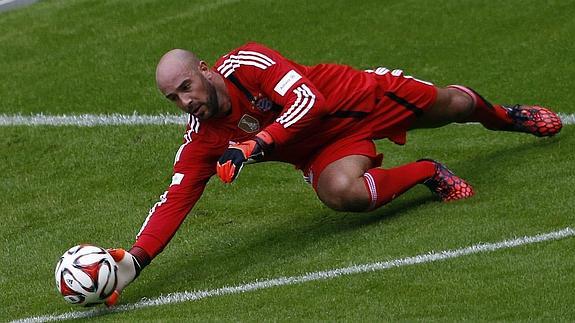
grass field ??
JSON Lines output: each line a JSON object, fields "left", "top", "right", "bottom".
{"left": 2, "top": 0, "right": 575, "bottom": 321}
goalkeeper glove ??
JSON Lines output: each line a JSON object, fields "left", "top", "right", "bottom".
{"left": 104, "top": 248, "right": 143, "bottom": 307}
{"left": 216, "top": 131, "right": 274, "bottom": 183}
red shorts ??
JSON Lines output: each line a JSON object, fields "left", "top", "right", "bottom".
{"left": 304, "top": 70, "right": 437, "bottom": 189}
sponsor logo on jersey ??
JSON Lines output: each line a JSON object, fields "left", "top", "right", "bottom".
{"left": 274, "top": 70, "right": 302, "bottom": 96}
{"left": 238, "top": 114, "right": 260, "bottom": 133}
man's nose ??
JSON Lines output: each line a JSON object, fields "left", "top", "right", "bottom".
{"left": 179, "top": 95, "right": 192, "bottom": 108}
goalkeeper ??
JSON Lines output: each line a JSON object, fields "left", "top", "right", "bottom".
{"left": 105, "top": 42, "right": 562, "bottom": 305}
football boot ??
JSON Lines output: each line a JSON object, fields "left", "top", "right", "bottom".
{"left": 504, "top": 105, "right": 562, "bottom": 137}
{"left": 420, "top": 159, "right": 474, "bottom": 201}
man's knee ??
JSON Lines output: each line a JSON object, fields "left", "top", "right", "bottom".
{"left": 315, "top": 154, "right": 373, "bottom": 212}
{"left": 444, "top": 87, "right": 475, "bottom": 122}
{"left": 316, "top": 174, "right": 370, "bottom": 212}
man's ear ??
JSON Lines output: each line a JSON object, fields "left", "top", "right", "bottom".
{"left": 198, "top": 60, "right": 212, "bottom": 79}
{"left": 198, "top": 60, "right": 209, "bottom": 71}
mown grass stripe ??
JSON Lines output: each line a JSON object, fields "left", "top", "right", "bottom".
{"left": 12, "top": 227, "right": 575, "bottom": 323}
{"left": 1, "top": 113, "right": 574, "bottom": 126}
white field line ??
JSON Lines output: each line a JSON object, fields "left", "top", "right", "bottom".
{"left": 556, "top": 112, "right": 574, "bottom": 124}
{"left": 0, "top": 113, "right": 574, "bottom": 126}
{"left": 0, "top": 113, "right": 188, "bottom": 126}
{"left": 0, "top": 0, "right": 38, "bottom": 10}
{"left": 12, "top": 227, "right": 575, "bottom": 323}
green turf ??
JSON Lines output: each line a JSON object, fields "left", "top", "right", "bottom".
{"left": 1, "top": 0, "right": 575, "bottom": 321}
{"left": 1, "top": 0, "right": 574, "bottom": 114}
{"left": 93, "top": 239, "right": 575, "bottom": 321}
{"left": 2, "top": 125, "right": 574, "bottom": 321}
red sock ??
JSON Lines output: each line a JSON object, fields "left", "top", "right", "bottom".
{"left": 449, "top": 85, "right": 513, "bottom": 130}
{"left": 363, "top": 160, "right": 435, "bottom": 211}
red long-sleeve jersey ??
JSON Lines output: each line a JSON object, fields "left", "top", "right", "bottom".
{"left": 134, "top": 42, "right": 383, "bottom": 258}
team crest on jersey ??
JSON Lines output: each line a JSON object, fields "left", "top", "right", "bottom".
{"left": 251, "top": 93, "right": 274, "bottom": 112}
{"left": 238, "top": 114, "right": 260, "bottom": 133}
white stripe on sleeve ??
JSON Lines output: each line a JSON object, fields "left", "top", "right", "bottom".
{"left": 238, "top": 50, "right": 276, "bottom": 65}
{"left": 217, "top": 52, "right": 275, "bottom": 77}
{"left": 275, "top": 84, "right": 316, "bottom": 128}
{"left": 136, "top": 191, "right": 168, "bottom": 239}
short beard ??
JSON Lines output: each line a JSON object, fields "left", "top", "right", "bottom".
{"left": 201, "top": 74, "right": 220, "bottom": 118}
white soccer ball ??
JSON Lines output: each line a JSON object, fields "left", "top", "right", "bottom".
{"left": 54, "top": 244, "right": 118, "bottom": 306}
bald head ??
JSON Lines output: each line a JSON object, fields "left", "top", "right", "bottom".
{"left": 156, "top": 49, "right": 201, "bottom": 93}
{"left": 154, "top": 48, "right": 229, "bottom": 119}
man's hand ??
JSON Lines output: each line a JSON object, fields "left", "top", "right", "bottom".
{"left": 216, "top": 140, "right": 261, "bottom": 183}
{"left": 104, "top": 249, "right": 141, "bottom": 307}
{"left": 216, "top": 132, "right": 274, "bottom": 183}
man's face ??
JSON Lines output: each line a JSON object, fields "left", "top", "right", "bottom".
{"left": 158, "top": 64, "right": 220, "bottom": 120}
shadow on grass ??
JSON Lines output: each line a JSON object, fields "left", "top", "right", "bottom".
{"left": 121, "top": 132, "right": 566, "bottom": 309}
{"left": 453, "top": 133, "right": 563, "bottom": 181}
{"left": 132, "top": 195, "right": 437, "bottom": 299}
